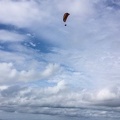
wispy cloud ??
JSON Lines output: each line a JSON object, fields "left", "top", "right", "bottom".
{"left": 0, "top": 30, "right": 27, "bottom": 42}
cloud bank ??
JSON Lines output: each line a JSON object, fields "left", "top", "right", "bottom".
{"left": 0, "top": 83, "right": 120, "bottom": 118}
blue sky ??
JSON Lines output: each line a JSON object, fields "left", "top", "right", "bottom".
{"left": 0, "top": 0, "right": 120, "bottom": 119}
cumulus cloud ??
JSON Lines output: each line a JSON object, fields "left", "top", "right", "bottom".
{"left": 0, "top": 83, "right": 120, "bottom": 117}
{"left": 0, "top": 62, "right": 60, "bottom": 84}
{"left": 92, "top": 87, "right": 120, "bottom": 107}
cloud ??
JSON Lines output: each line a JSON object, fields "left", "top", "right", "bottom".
{"left": 0, "top": 62, "right": 60, "bottom": 84}
{"left": 0, "top": 0, "right": 120, "bottom": 118}
{"left": 0, "top": 83, "right": 120, "bottom": 118}
{"left": 41, "top": 63, "right": 59, "bottom": 78}
{"left": 0, "top": 0, "right": 43, "bottom": 27}
{"left": 91, "top": 86, "right": 120, "bottom": 107}
{"left": 0, "top": 30, "right": 27, "bottom": 42}
{"left": 0, "top": 0, "right": 119, "bottom": 91}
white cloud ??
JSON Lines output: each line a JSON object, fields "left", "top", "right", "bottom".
{"left": 0, "top": 62, "right": 60, "bottom": 83}
{"left": 0, "top": 0, "right": 120, "bottom": 118}
{"left": 96, "top": 88, "right": 117, "bottom": 101}
{"left": 0, "top": 85, "right": 8, "bottom": 90}
{"left": 0, "top": 30, "right": 27, "bottom": 42}
{"left": 57, "top": 0, "right": 94, "bottom": 15}
{"left": 0, "top": 0, "right": 120, "bottom": 92}
{"left": 41, "top": 63, "right": 59, "bottom": 78}
{"left": 0, "top": 0, "right": 95, "bottom": 29}
{"left": 0, "top": 0, "right": 41, "bottom": 27}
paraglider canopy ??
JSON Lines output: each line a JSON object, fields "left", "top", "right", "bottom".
{"left": 63, "top": 13, "right": 70, "bottom": 26}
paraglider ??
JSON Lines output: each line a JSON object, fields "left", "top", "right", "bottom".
{"left": 63, "top": 13, "right": 70, "bottom": 26}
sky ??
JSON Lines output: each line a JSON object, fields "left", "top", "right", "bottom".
{"left": 0, "top": 0, "right": 120, "bottom": 119}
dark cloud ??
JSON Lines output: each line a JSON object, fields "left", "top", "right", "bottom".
{"left": 0, "top": 84, "right": 120, "bottom": 118}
